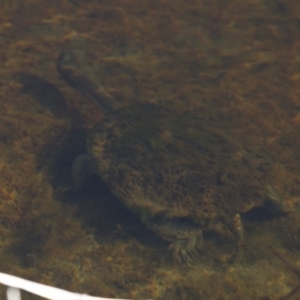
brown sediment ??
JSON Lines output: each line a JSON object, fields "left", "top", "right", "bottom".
{"left": 0, "top": 0, "right": 298, "bottom": 299}
{"left": 269, "top": 246, "right": 300, "bottom": 299}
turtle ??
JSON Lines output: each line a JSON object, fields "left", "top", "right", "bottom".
{"left": 56, "top": 50, "right": 281, "bottom": 263}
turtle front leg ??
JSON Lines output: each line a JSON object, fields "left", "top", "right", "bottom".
{"left": 71, "top": 154, "right": 95, "bottom": 191}
{"left": 59, "top": 154, "right": 95, "bottom": 192}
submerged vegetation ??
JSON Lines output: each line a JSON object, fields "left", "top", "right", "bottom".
{"left": 0, "top": 0, "right": 299, "bottom": 299}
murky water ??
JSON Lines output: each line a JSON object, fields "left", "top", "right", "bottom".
{"left": 0, "top": 0, "right": 300, "bottom": 299}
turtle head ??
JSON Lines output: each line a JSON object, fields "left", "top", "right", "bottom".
{"left": 57, "top": 50, "right": 120, "bottom": 112}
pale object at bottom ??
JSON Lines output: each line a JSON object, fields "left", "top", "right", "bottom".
{"left": 0, "top": 272, "right": 151, "bottom": 300}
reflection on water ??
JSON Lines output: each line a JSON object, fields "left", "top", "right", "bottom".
{"left": 0, "top": 0, "right": 299, "bottom": 299}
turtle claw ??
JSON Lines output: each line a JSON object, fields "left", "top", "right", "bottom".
{"left": 169, "top": 231, "right": 203, "bottom": 264}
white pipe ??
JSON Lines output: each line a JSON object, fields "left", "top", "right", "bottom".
{"left": 0, "top": 272, "right": 151, "bottom": 300}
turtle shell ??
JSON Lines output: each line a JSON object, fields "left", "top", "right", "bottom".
{"left": 88, "top": 103, "right": 270, "bottom": 229}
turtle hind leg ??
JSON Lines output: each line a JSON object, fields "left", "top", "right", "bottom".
{"left": 147, "top": 217, "right": 203, "bottom": 264}
{"left": 168, "top": 231, "right": 203, "bottom": 264}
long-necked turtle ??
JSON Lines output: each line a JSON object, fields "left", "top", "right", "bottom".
{"left": 57, "top": 50, "right": 281, "bottom": 263}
